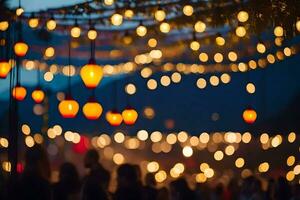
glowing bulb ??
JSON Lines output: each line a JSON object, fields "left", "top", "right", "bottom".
{"left": 124, "top": 9, "right": 134, "bottom": 19}
{"left": 237, "top": 11, "right": 249, "bottom": 22}
{"left": 216, "top": 36, "right": 225, "bottom": 46}
{"left": 88, "top": 28, "right": 97, "bottom": 40}
{"left": 28, "top": 17, "right": 39, "bottom": 29}
{"left": 194, "top": 21, "right": 206, "bottom": 33}
{"left": 71, "top": 25, "right": 81, "bottom": 38}
{"left": 136, "top": 25, "right": 147, "bottom": 37}
{"left": 46, "top": 18, "right": 56, "bottom": 31}
{"left": 111, "top": 13, "right": 123, "bottom": 26}
{"left": 155, "top": 9, "right": 166, "bottom": 22}
{"left": 236, "top": 26, "right": 246, "bottom": 37}
{"left": 183, "top": 5, "right": 193, "bottom": 16}
{"left": 274, "top": 26, "right": 284, "bottom": 37}
{"left": 16, "top": 7, "right": 24, "bottom": 16}
{"left": 104, "top": 0, "right": 114, "bottom": 6}
{"left": 190, "top": 40, "right": 200, "bottom": 51}
{"left": 257, "top": 43, "right": 266, "bottom": 54}
{"left": 160, "top": 22, "right": 170, "bottom": 33}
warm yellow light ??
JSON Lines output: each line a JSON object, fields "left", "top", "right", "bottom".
{"left": 242, "top": 132, "right": 252, "bottom": 143}
{"left": 80, "top": 60, "right": 103, "bottom": 89}
{"left": 31, "top": 89, "right": 45, "bottom": 103}
{"left": 0, "top": 138, "right": 9, "bottom": 148}
{"left": 190, "top": 40, "right": 200, "bottom": 51}
{"left": 137, "top": 130, "right": 148, "bottom": 141}
{"left": 225, "top": 145, "right": 235, "bottom": 156}
{"left": 257, "top": 43, "right": 266, "bottom": 54}
{"left": 286, "top": 171, "right": 295, "bottom": 182}
{"left": 258, "top": 162, "right": 269, "bottom": 173}
{"left": 46, "top": 18, "right": 56, "bottom": 31}
{"left": 111, "top": 13, "right": 123, "bottom": 26}
{"left": 246, "top": 83, "right": 255, "bottom": 94}
{"left": 235, "top": 158, "right": 245, "bottom": 168}
{"left": 148, "top": 38, "right": 157, "bottom": 48}
{"left": 204, "top": 168, "right": 214, "bottom": 178}
{"left": 0, "top": 21, "right": 9, "bottom": 31}
{"left": 200, "top": 163, "right": 209, "bottom": 172}
{"left": 150, "top": 131, "right": 162, "bottom": 143}
{"left": 122, "top": 107, "right": 138, "bottom": 125}
{"left": 71, "top": 26, "right": 81, "bottom": 38}
{"left": 199, "top": 53, "right": 208, "bottom": 62}
{"left": 178, "top": 131, "right": 188, "bottom": 143}
{"left": 136, "top": 25, "right": 147, "bottom": 37}
{"left": 104, "top": 0, "right": 114, "bottom": 6}
{"left": 155, "top": 170, "right": 167, "bottom": 183}
{"left": 182, "top": 146, "right": 193, "bottom": 157}
{"left": 25, "top": 136, "right": 35, "bottom": 147}
{"left": 0, "top": 60, "right": 11, "bottom": 79}
{"left": 12, "top": 85, "right": 27, "bottom": 101}
{"left": 147, "top": 161, "right": 159, "bottom": 173}
{"left": 194, "top": 21, "right": 206, "bottom": 33}
{"left": 199, "top": 132, "right": 210, "bottom": 143}
{"left": 237, "top": 11, "right": 249, "bottom": 22}
{"left": 220, "top": 73, "right": 231, "bottom": 84}
{"left": 45, "top": 47, "right": 55, "bottom": 58}
{"left": 274, "top": 26, "right": 284, "bottom": 37}
{"left": 125, "top": 83, "right": 136, "bottom": 95}
{"left": 260, "top": 133, "right": 269, "bottom": 144}
{"left": 166, "top": 133, "right": 177, "bottom": 144}
{"left": 296, "top": 20, "right": 300, "bottom": 32}
{"left": 14, "top": 41, "right": 29, "bottom": 57}
{"left": 287, "top": 132, "right": 296, "bottom": 143}
{"left": 83, "top": 100, "right": 103, "bottom": 120}
{"left": 216, "top": 36, "right": 225, "bottom": 46}
{"left": 155, "top": 9, "right": 166, "bottom": 22}
{"left": 183, "top": 5, "right": 193, "bottom": 16}
{"left": 88, "top": 29, "right": 97, "bottom": 40}
{"left": 113, "top": 153, "right": 125, "bottom": 165}
{"left": 160, "top": 75, "right": 171, "bottom": 87}
{"left": 160, "top": 22, "right": 170, "bottom": 33}
{"left": 196, "top": 173, "right": 207, "bottom": 183}
{"left": 214, "top": 53, "right": 223, "bottom": 63}
{"left": 16, "top": 7, "right": 24, "bottom": 16}
{"left": 236, "top": 26, "right": 246, "bottom": 37}
{"left": 106, "top": 111, "right": 123, "bottom": 126}
{"left": 147, "top": 79, "right": 157, "bottom": 90}
{"left": 124, "top": 9, "right": 134, "bottom": 19}
{"left": 214, "top": 150, "right": 224, "bottom": 161}
{"left": 286, "top": 156, "right": 295, "bottom": 166}
{"left": 243, "top": 108, "right": 257, "bottom": 124}
{"left": 228, "top": 51, "right": 238, "bottom": 62}
{"left": 171, "top": 72, "right": 181, "bottom": 83}
{"left": 58, "top": 97, "right": 79, "bottom": 118}
{"left": 28, "top": 17, "right": 39, "bottom": 29}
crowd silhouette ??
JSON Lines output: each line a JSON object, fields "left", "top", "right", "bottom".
{"left": 0, "top": 145, "right": 300, "bottom": 200}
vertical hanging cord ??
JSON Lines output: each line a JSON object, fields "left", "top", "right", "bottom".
{"left": 68, "top": 36, "right": 72, "bottom": 96}
{"left": 114, "top": 80, "right": 118, "bottom": 110}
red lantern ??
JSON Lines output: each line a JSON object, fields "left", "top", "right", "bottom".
{"left": 82, "top": 98, "right": 103, "bottom": 120}
{"left": 14, "top": 40, "right": 29, "bottom": 57}
{"left": 0, "top": 59, "right": 11, "bottom": 79}
{"left": 12, "top": 85, "right": 27, "bottom": 101}
{"left": 106, "top": 110, "right": 123, "bottom": 126}
{"left": 243, "top": 107, "right": 257, "bottom": 124}
{"left": 122, "top": 107, "right": 138, "bottom": 125}
{"left": 31, "top": 88, "right": 45, "bottom": 103}
{"left": 58, "top": 96, "right": 79, "bottom": 118}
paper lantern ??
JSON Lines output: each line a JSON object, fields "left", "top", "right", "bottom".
{"left": 80, "top": 59, "right": 103, "bottom": 89}
{"left": 0, "top": 60, "right": 11, "bottom": 79}
{"left": 82, "top": 99, "right": 103, "bottom": 120}
{"left": 12, "top": 85, "right": 27, "bottom": 101}
{"left": 106, "top": 110, "right": 123, "bottom": 126}
{"left": 58, "top": 96, "right": 79, "bottom": 118}
{"left": 14, "top": 41, "right": 28, "bottom": 57}
{"left": 122, "top": 107, "right": 138, "bottom": 125}
{"left": 243, "top": 107, "right": 257, "bottom": 124}
{"left": 31, "top": 88, "right": 45, "bottom": 103}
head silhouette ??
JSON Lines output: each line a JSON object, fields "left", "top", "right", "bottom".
{"left": 84, "top": 149, "right": 99, "bottom": 168}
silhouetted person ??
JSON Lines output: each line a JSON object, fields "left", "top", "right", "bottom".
{"left": 143, "top": 173, "right": 158, "bottom": 200}
{"left": 17, "top": 145, "right": 51, "bottom": 200}
{"left": 157, "top": 187, "right": 170, "bottom": 200}
{"left": 194, "top": 182, "right": 211, "bottom": 200}
{"left": 81, "top": 149, "right": 110, "bottom": 200}
{"left": 170, "top": 177, "right": 195, "bottom": 200}
{"left": 113, "top": 164, "right": 143, "bottom": 200}
{"left": 211, "top": 183, "right": 224, "bottom": 200}
{"left": 52, "top": 162, "right": 81, "bottom": 200}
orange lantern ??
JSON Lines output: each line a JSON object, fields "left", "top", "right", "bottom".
{"left": 106, "top": 110, "right": 123, "bottom": 126}
{"left": 122, "top": 107, "right": 138, "bottom": 125}
{"left": 0, "top": 60, "right": 11, "bottom": 78}
{"left": 12, "top": 85, "right": 27, "bottom": 101}
{"left": 31, "top": 88, "right": 45, "bottom": 103}
{"left": 58, "top": 96, "right": 79, "bottom": 118}
{"left": 14, "top": 40, "right": 29, "bottom": 57}
{"left": 80, "top": 59, "right": 103, "bottom": 89}
{"left": 243, "top": 107, "right": 257, "bottom": 124}
{"left": 82, "top": 99, "right": 103, "bottom": 120}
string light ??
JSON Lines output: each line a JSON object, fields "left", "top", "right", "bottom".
{"left": 236, "top": 26, "right": 246, "bottom": 37}
{"left": 46, "top": 17, "right": 56, "bottom": 31}
{"left": 274, "top": 26, "right": 284, "bottom": 37}
{"left": 183, "top": 5, "right": 194, "bottom": 16}
{"left": 28, "top": 14, "right": 39, "bottom": 29}
{"left": 136, "top": 24, "right": 147, "bottom": 37}
{"left": 216, "top": 35, "right": 225, "bottom": 46}
{"left": 88, "top": 27, "right": 97, "bottom": 40}
{"left": 237, "top": 10, "right": 249, "bottom": 22}
{"left": 194, "top": 21, "right": 206, "bottom": 33}
{"left": 257, "top": 42, "right": 266, "bottom": 54}
{"left": 159, "top": 22, "right": 170, "bottom": 33}
{"left": 155, "top": 8, "right": 166, "bottom": 22}
{"left": 190, "top": 40, "right": 200, "bottom": 51}
{"left": 111, "top": 13, "right": 123, "bottom": 26}
{"left": 70, "top": 22, "right": 81, "bottom": 38}
{"left": 124, "top": 9, "right": 134, "bottom": 19}
{"left": 0, "top": 21, "right": 9, "bottom": 31}
{"left": 16, "top": 7, "right": 24, "bottom": 16}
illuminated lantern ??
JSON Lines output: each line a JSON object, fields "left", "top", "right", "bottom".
{"left": 243, "top": 107, "right": 257, "bottom": 124}
{"left": 12, "top": 85, "right": 27, "bottom": 101}
{"left": 14, "top": 41, "right": 28, "bottom": 57}
{"left": 58, "top": 96, "right": 79, "bottom": 118}
{"left": 72, "top": 135, "right": 89, "bottom": 154}
{"left": 106, "top": 110, "right": 123, "bottom": 126}
{"left": 0, "top": 60, "right": 11, "bottom": 78}
{"left": 82, "top": 99, "right": 103, "bottom": 120}
{"left": 80, "top": 59, "right": 103, "bottom": 89}
{"left": 31, "top": 88, "right": 45, "bottom": 103}
{"left": 122, "top": 107, "right": 138, "bottom": 125}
